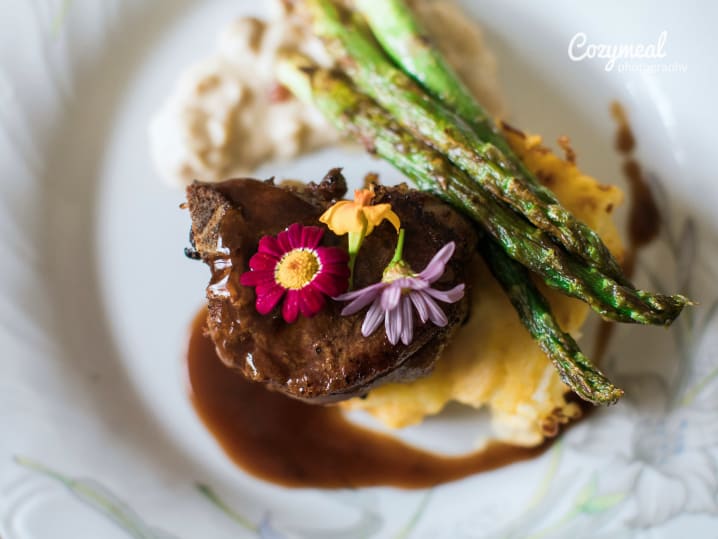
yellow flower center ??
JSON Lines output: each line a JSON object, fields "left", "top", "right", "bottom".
{"left": 274, "top": 248, "right": 321, "bottom": 290}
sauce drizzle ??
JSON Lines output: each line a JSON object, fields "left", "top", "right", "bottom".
{"left": 188, "top": 308, "right": 551, "bottom": 489}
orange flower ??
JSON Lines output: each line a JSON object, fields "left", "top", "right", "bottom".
{"left": 320, "top": 187, "right": 400, "bottom": 236}
{"left": 320, "top": 187, "right": 400, "bottom": 288}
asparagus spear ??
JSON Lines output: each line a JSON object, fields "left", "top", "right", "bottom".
{"left": 353, "top": 0, "right": 493, "bottom": 142}
{"left": 276, "top": 55, "right": 690, "bottom": 326}
{"left": 304, "top": 0, "right": 628, "bottom": 285}
{"left": 480, "top": 239, "right": 623, "bottom": 405}
{"left": 354, "top": 0, "right": 542, "bottom": 209}
{"left": 355, "top": 0, "right": 693, "bottom": 322}
{"left": 278, "top": 55, "right": 623, "bottom": 403}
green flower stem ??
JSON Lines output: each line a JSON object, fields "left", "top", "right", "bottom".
{"left": 383, "top": 228, "right": 414, "bottom": 283}
{"left": 347, "top": 222, "right": 368, "bottom": 289}
{"left": 391, "top": 228, "right": 406, "bottom": 264}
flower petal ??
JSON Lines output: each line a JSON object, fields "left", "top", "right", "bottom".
{"left": 240, "top": 269, "right": 274, "bottom": 287}
{"left": 301, "top": 225, "right": 324, "bottom": 249}
{"left": 312, "top": 272, "right": 348, "bottom": 297}
{"left": 361, "top": 298, "right": 385, "bottom": 336}
{"left": 418, "top": 291, "right": 448, "bottom": 326}
{"left": 385, "top": 305, "right": 403, "bottom": 345}
{"left": 418, "top": 241, "right": 456, "bottom": 283}
{"left": 400, "top": 296, "right": 414, "bottom": 345}
{"left": 258, "top": 235, "right": 285, "bottom": 258}
{"left": 317, "top": 246, "right": 349, "bottom": 267}
{"left": 353, "top": 188, "right": 375, "bottom": 206}
{"left": 282, "top": 289, "right": 300, "bottom": 323}
{"left": 318, "top": 201, "right": 346, "bottom": 226}
{"left": 424, "top": 283, "right": 465, "bottom": 304}
{"left": 299, "top": 286, "right": 325, "bottom": 318}
{"left": 409, "top": 291, "right": 430, "bottom": 324}
{"left": 339, "top": 284, "right": 384, "bottom": 315}
{"left": 256, "top": 278, "right": 281, "bottom": 297}
{"left": 285, "top": 222, "right": 303, "bottom": 249}
{"left": 361, "top": 203, "right": 401, "bottom": 235}
{"left": 395, "top": 276, "right": 429, "bottom": 291}
{"left": 381, "top": 284, "right": 402, "bottom": 311}
{"left": 276, "top": 227, "right": 292, "bottom": 252}
{"left": 319, "top": 201, "right": 365, "bottom": 236}
{"left": 256, "top": 284, "right": 284, "bottom": 315}
{"left": 335, "top": 281, "right": 386, "bottom": 302}
{"left": 324, "top": 263, "right": 351, "bottom": 279}
{"left": 249, "top": 252, "right": 279, "bottom": 272}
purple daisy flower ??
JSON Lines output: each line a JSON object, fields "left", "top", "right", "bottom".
{"left": 335, "top": 237, "right": 465, "bottom": 346}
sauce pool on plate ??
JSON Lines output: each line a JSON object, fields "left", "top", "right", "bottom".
{"left": 187, "top": 308, "right": 552, "bottom": 489}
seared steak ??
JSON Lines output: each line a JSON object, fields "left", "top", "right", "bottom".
{"left": 186, "top": 169, "right": 477, "bottom": 402}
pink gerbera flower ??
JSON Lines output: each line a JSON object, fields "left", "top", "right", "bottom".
{"left": 335, "top": 230, "right": 465, "bottom": 346}
{"left": 239, "top": 223, "right": 349, "bottom": 323}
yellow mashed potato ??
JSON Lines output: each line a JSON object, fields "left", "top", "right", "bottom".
{"left": 342, "top": 127, "right": 625, "bottom": 447}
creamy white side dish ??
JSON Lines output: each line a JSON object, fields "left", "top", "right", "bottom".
{"left": 149, "top": 0, "right": 504, "bottom": 187}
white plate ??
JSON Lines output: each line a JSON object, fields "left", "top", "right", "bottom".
{"left": 2, "top": 1, "right": 717, "bottom": 537}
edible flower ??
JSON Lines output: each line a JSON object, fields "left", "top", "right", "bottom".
{"left": 240, "top": 223, "right": 350, "bottom": 323}
{"left": 334, "top": 229, "right": 464, "bottom": 345}
{"left": 320, "top": 186, "right": 400, "bottom": 285}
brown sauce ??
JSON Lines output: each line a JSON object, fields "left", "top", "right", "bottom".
{"left": 595, "top": 102, "right": 662, "bottom": 360}
{"left": 187, "top": 308, "right": 552, "bottom": 489}
{"left": 612, "top": 101, "right": 661, "bottom": 253}
{"left": 622, "top": 158, "right": 661, "bottom": 275}
{"left": 611, "top": 101, "right": 636, "bottom": 154}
